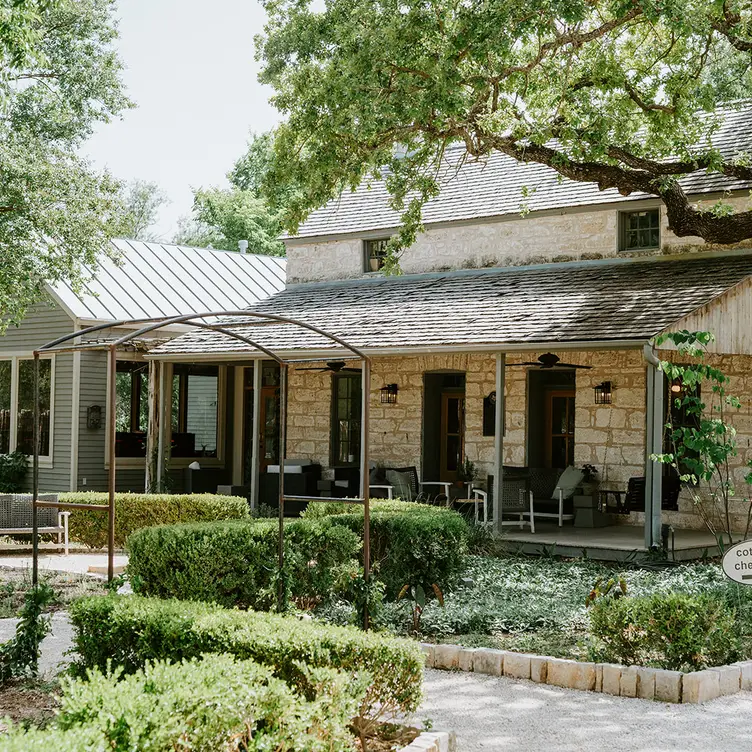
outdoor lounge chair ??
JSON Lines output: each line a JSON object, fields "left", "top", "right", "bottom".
{"left": 483, "top": 474, "right": 535, "bottom": 531}
{"left": 626, "top": 475, "right": 681, "bottom": 512}
{"left": 369, "top": 466, "right": 452, "bottom": 503}
{"left": 0, "top": 494, "right": 69, "bottom": 554}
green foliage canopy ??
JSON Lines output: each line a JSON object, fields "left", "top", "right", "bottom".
{"left": 0, "top": 0, "right": 130, "bottom": 326}
{"left": 257, "top": 0, "right": 752, "bottom": 269}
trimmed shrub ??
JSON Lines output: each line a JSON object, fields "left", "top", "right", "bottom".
{"left": 64, "top": 492, "right": 249, "bottom": 548}
{"left": 69, "top": 595, "right": 424, "bottom": 721}
{"left": 0, "top": 653, "right": 361, "bottom": 751}
{"left": 589, "top": 592, "right": 741, "bottom": 671}
{"left": 127, "top": 518, "right": 360, "bottom": 609}
{"left": 304, "top": 500, "right": 470, "bottom": 598}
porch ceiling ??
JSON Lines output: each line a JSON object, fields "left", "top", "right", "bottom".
{"left": 150, "top": 252, "right": 752, "bottom": 359}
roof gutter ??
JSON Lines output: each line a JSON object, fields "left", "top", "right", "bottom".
{"left": 145, "top": 338, "right": 650, "bottom": 362}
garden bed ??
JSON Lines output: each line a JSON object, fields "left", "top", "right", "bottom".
{"left": 372, "top": 554, "right": 752, "bottom": 670}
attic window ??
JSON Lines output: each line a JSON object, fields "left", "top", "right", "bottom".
{"left": 364, "top": 238, "right": 389, "bottom": 272}
{"left": 620, "top": 208, "right": 660, "bottom": 251}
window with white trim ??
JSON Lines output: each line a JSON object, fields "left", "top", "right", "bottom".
{"left": 0, "top": 356, "right": 54, "bottom": 459}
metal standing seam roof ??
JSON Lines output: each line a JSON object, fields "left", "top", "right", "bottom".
{"left": 49, "top": 239, "right": 287, "bottom": 323}
{"left": 149, "top": 252, "right": 752, "bottom": 358}
{"left": 289, "top": 105, "right": 752, "bottom": 240}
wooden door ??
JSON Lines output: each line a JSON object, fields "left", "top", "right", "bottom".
{"left": 440, "top": 392, "right": 465, "bottom": 481}
{"left": 546, "top": 389, "right": 575, "bottom": 468}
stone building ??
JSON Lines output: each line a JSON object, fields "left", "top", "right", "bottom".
{"left": 149, "top": 105, "right": 752, "bottom": 557}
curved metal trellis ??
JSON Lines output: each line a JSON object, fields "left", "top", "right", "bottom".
{"left": 32, "top": 311, "right": 373, "bottom": 626}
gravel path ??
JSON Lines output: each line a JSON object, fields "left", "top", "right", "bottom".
{"left": 415, "top": 668, "right": 752, "bottom": 751}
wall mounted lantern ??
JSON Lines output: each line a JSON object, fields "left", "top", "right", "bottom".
{"left": 593, "top": 381, "right": 613, "bottom": 405}
{"left": 380, "top": 383, "right": 399, "bottom": 404}
{"left": 86, "top": 405, "right": 102, "bottom": 430}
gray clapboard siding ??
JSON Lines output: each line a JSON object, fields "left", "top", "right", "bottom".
{"left": 0, "top": 300, "right": 76, "bottom": 492}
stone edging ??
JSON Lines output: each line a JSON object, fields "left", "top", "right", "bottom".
{"left": 421, "top": 643, "right": 752, "bottom": 704}
{"left": 399, "top": 730, "right": 455, "bottom": 752}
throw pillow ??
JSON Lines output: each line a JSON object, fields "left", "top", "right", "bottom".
{"left": 552, "top": 466, "right": 584, "bottom": 500}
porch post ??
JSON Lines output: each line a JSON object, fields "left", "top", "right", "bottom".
{"left": 644, "top": 347, "right": 664, "bottom": 549}
{"left": 145, "top": 360, "right": 160, "bottom": 492}
{"left": 249, "top": 360, "right": 262, "bottom": 512}
{"left": 493, "top": 353, "right": 505, "bottom": 536}
{"left": 156, "top": 361, "right": 167, "bottom": 491}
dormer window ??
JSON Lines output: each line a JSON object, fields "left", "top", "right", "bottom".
{"left": 364, "top": 238, "right": 389, "bottom": 272}
{"left": 619, "top": 208, "right": 660, "bottom": 251}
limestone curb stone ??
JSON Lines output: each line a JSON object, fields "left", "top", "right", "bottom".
{"left": 682, "top": 670, "right": 721, "bottom": 704}
{"left": 458, "top": 648, "right": 476, "bottom": 672}
{"left": 503, "top": 652, "right": 532, "bottom": 680}
{"left": 636, "top": 667, "right": 657, "bottom": 700}
{"left": 734, "top": 660, "right": 752, "bottom": 690}
{"left": 472, "top": 648, "right": 504, "bottom": 676}
{"left": 655, "top": 670, "right": 683, "bottom": 703}
{"left": 620, "top": 666, "right": 638, "bottom": 698}
{"left": 602, "top": 664, "right": 622, "bottom": 696}
{"left": 433, "top": 644, "right": 460, "bottom": 671}
{"left": 546, "top": 658, "right": 596, "bottom": 691}
{"left": 426, "top": 642, "right": 750, "bottom": 703}
{"left": 710, "top": 665, "right": 741, "bottom": 696}
{"left": 399, "top": 730, "right": 456, "bottom": 752}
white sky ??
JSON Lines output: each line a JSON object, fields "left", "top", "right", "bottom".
{"left": 83, "top": 0, "right": 281, "bottom": 240}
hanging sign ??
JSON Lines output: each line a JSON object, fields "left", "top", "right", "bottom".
{"left": 722, "top": 540, "right": 752, "bottom": 585}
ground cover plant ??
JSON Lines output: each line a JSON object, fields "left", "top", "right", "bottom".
{"left": 369, "top": 553, "right": 752, "bottom": 669}
{"left": 64, "top": 492, "right": 249, "bottom": 548}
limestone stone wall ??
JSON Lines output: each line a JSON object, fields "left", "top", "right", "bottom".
{"left": 285, "top": 196, "right": 750, "bottom": 284}
{"left": 286, "top": 349, "right": 648, "bottom": 489}
{"left": 285, "top": 348, "right": 752, "bottom": 533}
{"left": 656, "top": 350, "right": 752, "bottom": 532}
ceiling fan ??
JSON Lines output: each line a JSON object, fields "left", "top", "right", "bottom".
{"left": 295, "top": 360, "right": 361, "bottom": 373}
{"left": 506, "top": 353, "right": 592, "bottom": 370}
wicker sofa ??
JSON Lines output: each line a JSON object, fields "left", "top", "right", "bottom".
{"left": 0, "top": 494, "right": 69, "bottom": 553}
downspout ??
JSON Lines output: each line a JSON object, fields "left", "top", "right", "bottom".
{"left": 643, "top": 343, "right": 664, "bottom": 550}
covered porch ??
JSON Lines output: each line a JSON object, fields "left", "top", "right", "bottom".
{"left": 146, "top": 252, "right": 752, "bottom": 556}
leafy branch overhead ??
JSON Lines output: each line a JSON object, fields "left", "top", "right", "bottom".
{"left": 0, "top": 0, "right": 131, "bottom": 327}
{"left": 257, "top": 0, "right": 752, "bottom": 265}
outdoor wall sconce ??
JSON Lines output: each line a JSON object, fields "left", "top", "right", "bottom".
{"left": 86, "top": 405, "right": 102, "bottom": 430}
{"left": 380, "top": 384, "right": 399, "bottom": 404}
{"left": 593, "top": 381, "right": 613, "bottom": 405}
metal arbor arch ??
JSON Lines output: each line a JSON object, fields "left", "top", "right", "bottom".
{"left": 32, "top": 311, "right": 372, "bottom": 623}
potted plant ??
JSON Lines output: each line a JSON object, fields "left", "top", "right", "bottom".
{"left": 580, "top": 464, "right": 599, "bottom": 496}
{"left": 457, "top": 457, "right": 478, "bottom": 488}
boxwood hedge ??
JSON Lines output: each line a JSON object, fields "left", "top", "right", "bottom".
{"left": 0, "top": 653, "right": 361, "bottom": 751}
{"left": 304, "top": 500, "right": 470, "bottom": 598}
{"left": 69, "top": 595, "right": 424, "bottom": 722}
{"left": 64, "top": 492, "right": 249, "bottom": 548}
{"left": 127, "top": 518, "right": 360, "bottom": 609}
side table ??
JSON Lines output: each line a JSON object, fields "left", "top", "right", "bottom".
{"left": 573, "top": 494, "right": 611, "bottom": 528}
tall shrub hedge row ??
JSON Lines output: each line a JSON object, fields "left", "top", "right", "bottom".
{"left": 64, "top": 492, "right": 249, "bottom": 548}
{"left": 304, "top": 500, "right": 470, "bottom": 598}
{"left": 69, "top": 595, "right": 424, "bottom": 721}
{"left": 0, "top": 653, "right": 361, "bottom": 751}
{"left": 127, "top": 519, "right": 360, "bottom": 609}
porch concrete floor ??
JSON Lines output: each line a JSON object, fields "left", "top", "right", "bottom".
{"left": 499, "top": 523, "right": 719, "bottom": 561}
